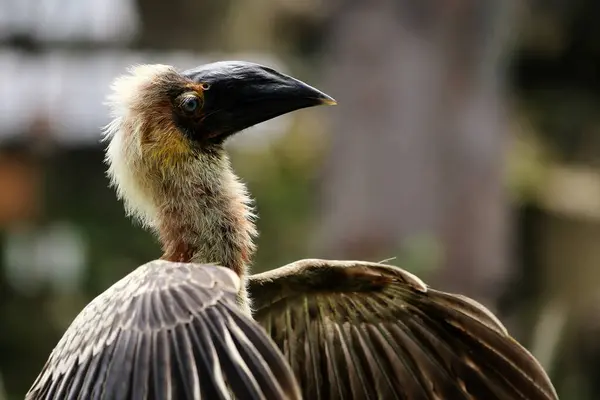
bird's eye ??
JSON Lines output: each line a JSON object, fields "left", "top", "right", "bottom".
{"left": 181, "top": 97, "right": 200, "bottom": 113}
{"left": 200, "top": 82, "right": 210, "bottom": 90}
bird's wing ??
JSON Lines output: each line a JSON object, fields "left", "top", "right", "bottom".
{"left": 27, "top": 260, "right": 300, "bottom": 400}
{"left": 249, "top": 259, "right": 557, "bottom": 400}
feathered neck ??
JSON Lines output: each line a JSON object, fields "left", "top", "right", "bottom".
{"left": 148, "top": 151, "right": 258, "bottom": 314}
{"left": 105, "top": 127, "right": 257, "bottom": 278}
{"left": 154, "top": 152, "right": 258, "bottom": 277}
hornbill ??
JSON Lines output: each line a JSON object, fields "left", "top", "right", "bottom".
{"left": 27, "top": 62, "right": 558, "bottom": 400}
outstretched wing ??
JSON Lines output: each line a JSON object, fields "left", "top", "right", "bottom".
{"left": 249, "top": 259, "right": 557, "bottom": 400}
{"left": 27, "top": 260, "right": 300, "bottom": 400}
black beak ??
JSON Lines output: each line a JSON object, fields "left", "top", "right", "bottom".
{"left": 182, "top": 61, "right": 336, "bottom": 140}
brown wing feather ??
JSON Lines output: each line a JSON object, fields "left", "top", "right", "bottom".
{"left": 27, "top": 260, "right": 300, "bottom": 400}
{"left": 249, "top": 259, "right": 558, "bottom": 400}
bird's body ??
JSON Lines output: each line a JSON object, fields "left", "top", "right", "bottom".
{"left": 27, "top": 61, "right": 557, "bottom": 400}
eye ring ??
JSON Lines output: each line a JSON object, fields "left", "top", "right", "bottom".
{"left": 200, "top": 82, "right": 211, "bottom": 90}
{"left": 181, "top": 96, "right": 200, "bottom": 113}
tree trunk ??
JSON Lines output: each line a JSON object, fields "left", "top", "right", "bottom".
{"left": 314, "top": 0, "right": 516, "bottom": 309}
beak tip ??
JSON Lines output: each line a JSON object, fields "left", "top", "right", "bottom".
{"left": 320, "top": 95, "right": 337, "bottom": 106}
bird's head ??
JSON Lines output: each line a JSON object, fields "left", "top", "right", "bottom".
{"left": 103, "top": 61, "right": 335, "bottom": 227}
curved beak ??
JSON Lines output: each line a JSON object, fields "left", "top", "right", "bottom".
{"left": 182, "top": 61, "right": 336, "bottom": 140}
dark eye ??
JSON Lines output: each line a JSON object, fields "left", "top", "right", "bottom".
{"left": 181, "top": 96, "right": 200, "bottom": 113}
{"left": 200, "top": 82, "right": 210, "bottom": 90}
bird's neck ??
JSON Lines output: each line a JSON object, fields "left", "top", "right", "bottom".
{"left": 153, "top": 152, "right": 257, "bottom": 281}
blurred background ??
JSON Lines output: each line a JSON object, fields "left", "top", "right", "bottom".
{"left": 0, "top": 0, "right": 598, "bottom": 398}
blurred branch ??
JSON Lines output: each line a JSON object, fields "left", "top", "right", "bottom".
{"left": 540, "top": 166, "right": 600, "bottom": 221}
{"left": 530, "top": 298, "right": 569, "bottom": 376}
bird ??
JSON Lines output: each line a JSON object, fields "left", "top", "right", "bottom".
{"left": 26, "top": 61, "right": 558, "bottom": 400}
